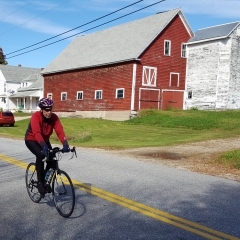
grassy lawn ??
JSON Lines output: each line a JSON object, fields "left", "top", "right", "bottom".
{"left": 3, "top": 109, "right": 240, "bottom": 148}
{"left": 1, "top": 109, "right": 240, "bottom": 168}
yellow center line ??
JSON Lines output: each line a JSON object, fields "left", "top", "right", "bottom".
{"left": 0, "top": 154, "right": 238, "bottom": 240}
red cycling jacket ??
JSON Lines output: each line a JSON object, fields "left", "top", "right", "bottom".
{"left": 25, "top": 111, "right": 68, "bottom": 147}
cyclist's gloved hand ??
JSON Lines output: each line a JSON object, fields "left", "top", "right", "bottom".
{"left": 62, "top": 145, "right": 70, "bottom": 153}
{"left": 41, "top": 145, "right": 49, "bottom": 157}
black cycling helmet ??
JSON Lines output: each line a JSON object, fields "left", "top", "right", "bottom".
{"left": 38, "top": 97, "right": 54, "bottom": 109}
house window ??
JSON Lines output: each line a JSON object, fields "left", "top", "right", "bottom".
{"left": 47, "top": 93, "right": 52, "bottom": 99}
{"left": 4, "top": 84, "right": 6, "bottom": 92}
{"left": 61, "top": 92, "right": 67, "bottom": 101}
{"left": 142, "top": 66, "right": 157, "bottom": 86}
{"left": 95, "top": 90, "right": 102, "bottom": 100}
{"left": 181, "top": 43, "right": 187, "bottom": 58}
{"left": 188, "top": 90, "right": 192, "bottom": 99}
{"left": 77, "top": 91, "right": 83, "bottom": 100}
{"left": 116, "top": 88, "right": 124, "bottom": 98}
{"left": 170, "top": 73, "right": 180, "bottom": 87}
{"left": 164, "top": 40, "right": 171, "bottom": 56}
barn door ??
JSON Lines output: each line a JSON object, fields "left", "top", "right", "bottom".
{"left": 162, "top": 91, "right": 184, "bottom": 110}
{"left": 139, "top": 89, "right": 160, "bottom": 110}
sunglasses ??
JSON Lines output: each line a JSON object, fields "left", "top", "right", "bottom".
{"left": 43, "top": 108, "right": 52, "bottom": 112}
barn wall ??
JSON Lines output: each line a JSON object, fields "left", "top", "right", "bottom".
{"left": 227, "top": 25, "right": 240, "bottom": 109}
{"left": 134, "top": 14, "right": 191, "bottom": 110}
{"left": 185, "top": 38, "right": 232, "bottom": 110}
{"left": 44, "top": 63, "right": 134, "bottom": 112}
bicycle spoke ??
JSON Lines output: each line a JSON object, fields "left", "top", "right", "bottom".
{"left": 52, "top": 170, "right": 75, "bottom": 218}
{"left": 25, "top": 163, "right": 42, "bottom": 203}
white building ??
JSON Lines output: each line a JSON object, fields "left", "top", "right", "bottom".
{"left": 0, "top": 64, "right": 42, "bottom": 111}
{"left": 9, "top": 73, "right": 43, "bottom": 111}
{"left": 185, "top": 21, "right": 240, "bottom": 110}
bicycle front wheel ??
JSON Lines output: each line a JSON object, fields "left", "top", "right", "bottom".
{"left": 52, "top": 170, "right": 75, "bottom": 218}
{"left": 25, "top": 162, "right": 42, "bottom": 203}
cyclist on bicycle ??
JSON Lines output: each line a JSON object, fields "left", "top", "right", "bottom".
{"left": 25, "top": 97, "right": 70, "bottom": 196}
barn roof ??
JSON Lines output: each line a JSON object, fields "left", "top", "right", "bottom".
{"left": 42, "top": 8, "right": 193, "bottom": 75}
{"left": 188, "top": 21, "right": 240, "bottom": 44}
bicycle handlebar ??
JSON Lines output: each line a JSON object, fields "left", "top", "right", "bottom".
{"left": 42, "top": 146, "right": 77, "bottom": 162}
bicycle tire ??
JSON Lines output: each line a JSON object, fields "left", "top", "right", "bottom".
{"left": 25, "top": 162, "right": 42, "bottom": 203}
{"left": 52, "top": 170, "right": 75, "bottom": 218}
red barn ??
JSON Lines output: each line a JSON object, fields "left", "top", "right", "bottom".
{"left": 41, "top": 8, "right": 193, "bottom": 120}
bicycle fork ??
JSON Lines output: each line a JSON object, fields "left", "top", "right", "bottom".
{"left": 54, "top": 172, "right": 68, "bottom": 196}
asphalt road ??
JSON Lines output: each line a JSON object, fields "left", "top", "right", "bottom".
{"left": 0, "top": 137, "right": 240, "bottom": 240}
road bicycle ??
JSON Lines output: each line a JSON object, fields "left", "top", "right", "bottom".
{"left": 25, "top": 146, "right": 77, "bottom": 218}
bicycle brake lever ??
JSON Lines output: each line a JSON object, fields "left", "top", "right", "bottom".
{"left": 69, "top": 147, "right": 77, "bottom": 159}
{"left": 73, "top": 147, "right": 77, "bottom": 158}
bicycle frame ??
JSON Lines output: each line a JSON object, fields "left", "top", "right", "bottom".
{"left": 26, "top": 146, "right": 77, "bottom": 217}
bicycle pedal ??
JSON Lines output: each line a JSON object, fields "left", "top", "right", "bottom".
{"left": 40, "top": 193, "right": 45, "bottom": 198}
{"left": 45, "top": 185, "right": 52, "bottom": 193}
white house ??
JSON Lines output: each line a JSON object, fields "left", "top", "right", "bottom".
{"left": 185, "top": 21, "right": 240, "bottom": 110}
{"left": 9, "top": 73, "right": 43, "bottom": 111}
{"left": 0, "top": 64, "right": 42, "bottom": 111}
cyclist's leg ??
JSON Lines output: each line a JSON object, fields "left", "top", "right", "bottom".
{"left": 25, "top": 140, "right": 46, "bottom": 195}
{"left": 45, "top": 142, "right": 56, "bottom": 171}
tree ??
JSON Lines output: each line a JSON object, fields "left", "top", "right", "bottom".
{"left": 0, "top": 47, "right": 8, "bottom": 65}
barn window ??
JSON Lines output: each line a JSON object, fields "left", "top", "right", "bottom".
{"left": 116, "top": 88, "right": 124, "bottom": 98}
{"left": 77, "top": 91, "right": 83, "bottom": 100}
{"left": 47, "top": 93, "right": 52, "bottom": 99}
{"left": 188, "top": 91, "right": 192, "bottom": 99}
{"left": 95, "top": 90, "right": 102, "bottom": 100}
{"left": 164, "top": 40, "right": 171, "bottom": 56}
{"left": 142, "top": 66, "right": 157, "bottom": 86}
{"left": 61, "top": 92, "right": 67, "bottom": 101}
{"left": 169, "top": 73, "right": 179, "bottom": 87}
{"left": 181, "top": 43, "right": 187, "bottom": 58}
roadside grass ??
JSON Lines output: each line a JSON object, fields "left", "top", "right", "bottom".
{"left": 216, "top": 150, "right": 240, "bottom": 170}
{"left": 13, "top": 112, "right": 32, "bottom": 117}
{"left": 1, "top": 109, "right": 240, "bottom": 168}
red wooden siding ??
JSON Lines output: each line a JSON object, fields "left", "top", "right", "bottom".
{"left": 44, "top": 63, "right": 134, "bottom": 112}
{"left": 132, "top": 14, "right": 190, "bottom": 111}
{"left": 162, "top": 91, "right": 184, "bottom": 110}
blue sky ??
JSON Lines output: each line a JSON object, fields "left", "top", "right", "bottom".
{"left": 0, "top": 0, "right": 239, "bottom": 69}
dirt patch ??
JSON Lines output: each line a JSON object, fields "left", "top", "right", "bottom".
{"left": 15, "top": 116, "right": 31, "bottom": 121}
{"left": 112, "top": 138, "right": 240, "bottom": 182}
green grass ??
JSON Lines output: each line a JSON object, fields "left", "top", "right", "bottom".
{"left": 13, "top": 112, "right": 32, "bottom": 117}
{"left": 2, "top": 108, "right": 240, "bottom": 147}
{"left": 0, "top": 109, "right": 240, "bottom": 169}
{"left": 1, "top": 109, "right": 240, "bottom": 168}
{"left": 217, "top": 150, "right": 240, "bottom": 169}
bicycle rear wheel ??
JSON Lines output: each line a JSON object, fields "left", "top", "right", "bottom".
{"left": 52, "top": 170, "right": 75, "bottom": 218}
{"left": 25, "top": 162, "right": 42, "bottom": 203}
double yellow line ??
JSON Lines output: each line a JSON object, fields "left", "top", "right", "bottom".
{"left": 0, "top": 153, "right": 238, "bottom": 240}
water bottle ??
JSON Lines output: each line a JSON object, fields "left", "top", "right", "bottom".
{"left": 45, "top": 168, "right": 53, "bottom": 184}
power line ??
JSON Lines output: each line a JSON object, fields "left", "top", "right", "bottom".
{"left": 6, "top": 0, "right": 143, "bottom": 56}
{"left": 0, "top": 0, "right": 71, "bottom": 36}
{"left": 6, "top": 0, "right": 166, "bottom": 60}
